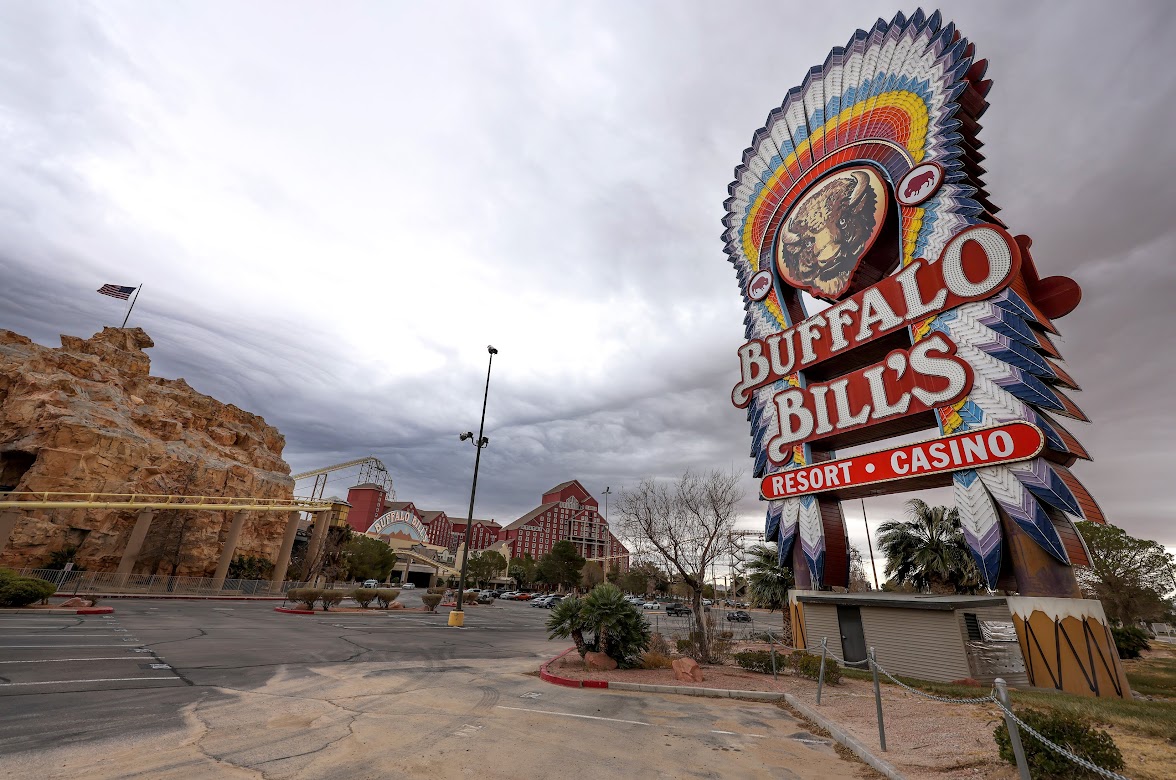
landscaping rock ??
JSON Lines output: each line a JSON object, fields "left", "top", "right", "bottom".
{"left": 389, "top": 601, "right": 405, "bottom": 610}
{"left": 584, "top": 651, "right": 618, "bottom": 671}
{"left": 58, "top": 597, "right": 91, "bottom": 608}
{"left": 672, "top": 658, "right": 704, "bottom": 682}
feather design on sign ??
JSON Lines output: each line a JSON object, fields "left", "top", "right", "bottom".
{"left": 797, "top": 496, "right": 825, "bottom": 583}
{"left": 954, "top": 469, "right": 1002, "bottom": 589}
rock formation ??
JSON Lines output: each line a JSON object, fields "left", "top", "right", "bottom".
{"left": 0, "top": 327, "right": 295, "bottom": 575}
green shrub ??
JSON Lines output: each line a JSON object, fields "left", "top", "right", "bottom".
{"left": 676, "top": 638, "right": 692, "bottom": 654}
{"left": 375, "top": 589, "right": 400, "bottom": 608}
{"left": 734, "top": 650, "right": 785, "bottom": 675}
{"left": 1111, "top": 626, "right": 1150, "bottom": 659}
{"left": 994, "top": 708, "right": 1124, "bottom": 779}
{"left": 351, "top": 588, "right": 377, "bottom": 608}
{"left": 287, "top": 588, "right": 320, "bottom": 610}
{"left": 320, "top": 591, "right": 344, "bottom": 611}
{"left": 0, "top": 575, "right": 57, "bottom": 607}
{"left": 422, "top": 593, "right": 443, "bottom": 612}
{"left": 791, "top": 650, "right": 841, "bottom": 685}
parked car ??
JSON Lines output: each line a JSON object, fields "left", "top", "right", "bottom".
{"left": 642, "top": 601, "right": 661, "bottom": 610}
{"left": 546, "top": 595, "right": 564, "bottom": 608}
{"left": 665, "top": 604, "right": 691, "bottom": 617}
{"left": 515, "top": 593, "right": 534, "bottom": 601}
{"left": 701, "top": 598, "right": 713, "bottom": 606}
{"left": 626, "top": 595, "right": 645, "bottom": 605}
{"left": 476, "top": 593, "right": 494, "bottom": 604}
{"left": 726, "top": 610, "right": 752, "bottom": 623}
{"left": 401, "top": 583, "right": 416, "bottom": 589}
{"left": 362, "top": 579, "right": 379, "bottom": 589}
{"left": 531, "top": 596, "right": 552, "bottom": 607}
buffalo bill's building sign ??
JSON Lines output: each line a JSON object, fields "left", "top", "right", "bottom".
{"left": 722, "top": 10, "right": 1105, "bottom": 602}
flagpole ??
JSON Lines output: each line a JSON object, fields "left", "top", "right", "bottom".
{"left": 120, "top": 285, "right": 142, "bottom": 328}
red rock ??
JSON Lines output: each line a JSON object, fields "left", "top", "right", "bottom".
{"left": 584, "top": 651, "right": 618, "bottom": 671}
{"left": 388, "top": 601, "right": 405, "bottom": 610}
{"left": 58, "top": 597, "right": 89, "bottom": 607}
{"left": 672, "top": 657, "right": 704, "bottom": 682}
{"left": 0, "top": 327, "right": 295, "bottom": 575}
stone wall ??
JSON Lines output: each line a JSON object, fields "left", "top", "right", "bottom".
{"left": 0, "top": 327, "right": 295, "bottom": 575}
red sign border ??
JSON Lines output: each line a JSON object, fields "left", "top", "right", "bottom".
{"left": 759, "top": 421, "right": 1046, "bottom": 500}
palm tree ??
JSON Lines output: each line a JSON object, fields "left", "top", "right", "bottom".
{"left": 582, "top": 583, "right": 651, "bottom": 665}
{"left": 745, "top": 544, "right": 794, "bottom": 638}
{"left": 547, "top": 595, "right": 589, "bottom": 656}
{"left": 876, "top": 499, "right": 981, "bottom": 594}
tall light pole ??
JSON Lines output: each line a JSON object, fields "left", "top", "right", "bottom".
{"left": 451, "top": 345, "right": 498, "bottom": 628}
{"left": 602, "top": 486, "right": 612, "bottom": 564}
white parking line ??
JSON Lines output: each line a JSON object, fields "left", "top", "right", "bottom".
{"left": 712, "top": 730, "right": 767, "bottom": 738}
{"left": 0, "top": 657, "right": 146, "bottom": 664}
{"left": 0, "top": 645, "right": 141, "bottom": 648}
{"left": 0, "top": 677, "right": 183, "bottom": 687}
{"left": 495, "top": 705, "right": 650, "bottom": 726}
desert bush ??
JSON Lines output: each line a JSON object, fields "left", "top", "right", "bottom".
{"left": 639, "top": 651, "right": 674, "bottom": 669}
{"left": 422, "top": 593, "right": 443, "bottom": 612}
{"left": 1111, "top": 626, "right": 1150, "bottom": 659}
{"left": 791, "top": 650, "right": 841, "bottom": 685}
{"left": 287, "top": 588, "right": 320, "bottom": 609}
{"left": 463, "top": 591, "right": 478, "bottom": 604}
{"left": 0, "top": 574, "right": 57, "bottom": 607}
{"left": 676, "top": 638, "right": 692, "bottom": 654}
{"left": 350, "top": 588, "right": 377, "bottom": 608}
{"left": 374, "top": 589, "right": 401, "bottom": 608}
{"left": 719, "top": 630, "right": 734, "bottom": 640}
{"left": 648, "top": 632, "right": 670, "bottom": 656}
{"left": 319, "top": 591, "right": 344, "bottom": 611}
{"left": 733, "top": 650, "right": 784, "bottom": 675}
{"left": 426, "top": 586, "right": 447, "bottom": 594}
{"left": 994, "top": 708, "right": 1124, "bottom": 779}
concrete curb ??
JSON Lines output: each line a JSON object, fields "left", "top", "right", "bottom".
{"left": 783, "top": 693, "right": 906, "bottom": 780}
{"left": 274, "top": 606, "right": 316, "bottom": 615}
{"left": 56, "top": 593, "right": 286, "bottom": 601}
{"left": 539, "top": 647, "right": 584, "bottom": 687}
{"left": 606, "top": 681, "right": 784, "bottom": 701}
{"left": 2, "top": 606, "right": 115, "bottom": 615}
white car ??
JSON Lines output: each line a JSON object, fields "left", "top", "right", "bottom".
{"left": 499, "top": 591, "right": 518, "bottom": 600}
{"left": 401, "top": 583, "right": 416, "bottom": 589}
{"left": 362, "top": 579, "right": 379, "bottom": 589}
{"left": 642, "top": 601, "right": 661, "bottom": 610}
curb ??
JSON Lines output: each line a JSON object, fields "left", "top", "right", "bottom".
{"left": 272, "top": 606, "right": 434, "bottom": 616}
{"left": 274, "top": 606, "right": 316, "bottom": 615}
{"left": 607, "top": 682, "right": 784, "bottom": 701}
{"left": 2, "top": 606, "right": 115, "bottom": 615}
{"left": 57, "top": 593, "right": 286, "bottom": 601}
{"left": 783, "top": 693, "right": 906, "bottom": 780}
{"left": 539, "top": 648, "right": 586, "bottom": 688}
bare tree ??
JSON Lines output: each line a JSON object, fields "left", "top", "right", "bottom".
{"left": 617, "top": 469, "right": 743, "bottom": 661}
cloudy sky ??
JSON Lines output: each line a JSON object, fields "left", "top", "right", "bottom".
{"left": 2, "top": 1, "right": 1174, "bottom": 565}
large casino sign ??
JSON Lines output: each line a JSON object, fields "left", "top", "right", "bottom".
{"left": 722, "top": 9, "right": 1104, "bottom": 598}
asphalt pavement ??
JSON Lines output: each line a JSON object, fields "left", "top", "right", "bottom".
{"left": 0, "top": 598, "right": 859, "bottom": 779}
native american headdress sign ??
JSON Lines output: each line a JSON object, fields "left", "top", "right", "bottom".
{"left": 723, "top": 10, "right": 1101, "bottom": 594}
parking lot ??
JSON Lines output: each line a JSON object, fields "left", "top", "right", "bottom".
{"left": 0, "top": 599, "right": 856, "bottom": 779}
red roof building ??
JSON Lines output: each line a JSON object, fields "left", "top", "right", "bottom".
{"left": 420, "top": 510, "right": 454, "bottom": 550}
{"left": 502, "top": 480, "right": 629, "bottom": 571}
{"left": 450, "top": 518, "right": 500, "bottom": 552}
{"left": 344, "top": 483, "right": 390, "bottom": 534}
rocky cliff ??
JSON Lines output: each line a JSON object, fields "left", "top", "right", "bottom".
{"left": 0, "top": 327, "right": 295, "bottom": 575}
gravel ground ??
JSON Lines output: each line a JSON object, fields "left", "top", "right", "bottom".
{"left": 551, "top": 654, "right": 1017, "bottom": 780}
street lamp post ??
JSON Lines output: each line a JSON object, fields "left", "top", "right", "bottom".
{"left": 602, "top": 486, "right": 611, "bottom": 564}
{"left": 451, "top": 345, "right": 498, "bottom": 628}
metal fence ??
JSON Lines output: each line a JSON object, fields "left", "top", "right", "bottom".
{"left": 14, "top": 568, "right": 310, "bottom": 597}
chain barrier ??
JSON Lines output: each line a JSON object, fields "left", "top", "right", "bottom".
{"left": 868, "top": 656, "right": 993, "bottom": 704}
{"left": 847, "top": 646, "right": 1135, "bottom": 779}
{"left": 990, "top": 698, "right": 1134, "bottom": 780}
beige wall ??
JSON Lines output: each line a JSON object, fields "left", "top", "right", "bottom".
{"left": 859, "top": 606, "right": 971, "bottom": 682}
{"left": 800, "top": 603, "right": 842, "bottom": 654}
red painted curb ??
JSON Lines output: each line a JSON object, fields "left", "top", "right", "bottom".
{"left": 76, "top": 607, "right": 115, "bottom": 614}
{"left": 539, "top": 647, "right": 601, "bottom": 689}
{"left": 274, "top": 606, "right": 315, "bottom": 615}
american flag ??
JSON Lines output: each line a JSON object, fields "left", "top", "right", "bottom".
{"left": 97, "top": 284, "right": 136, "bottom": 300}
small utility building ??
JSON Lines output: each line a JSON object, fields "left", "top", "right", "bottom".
{"left": 794, "top": 591, "right": 1028, "bottom": 686}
